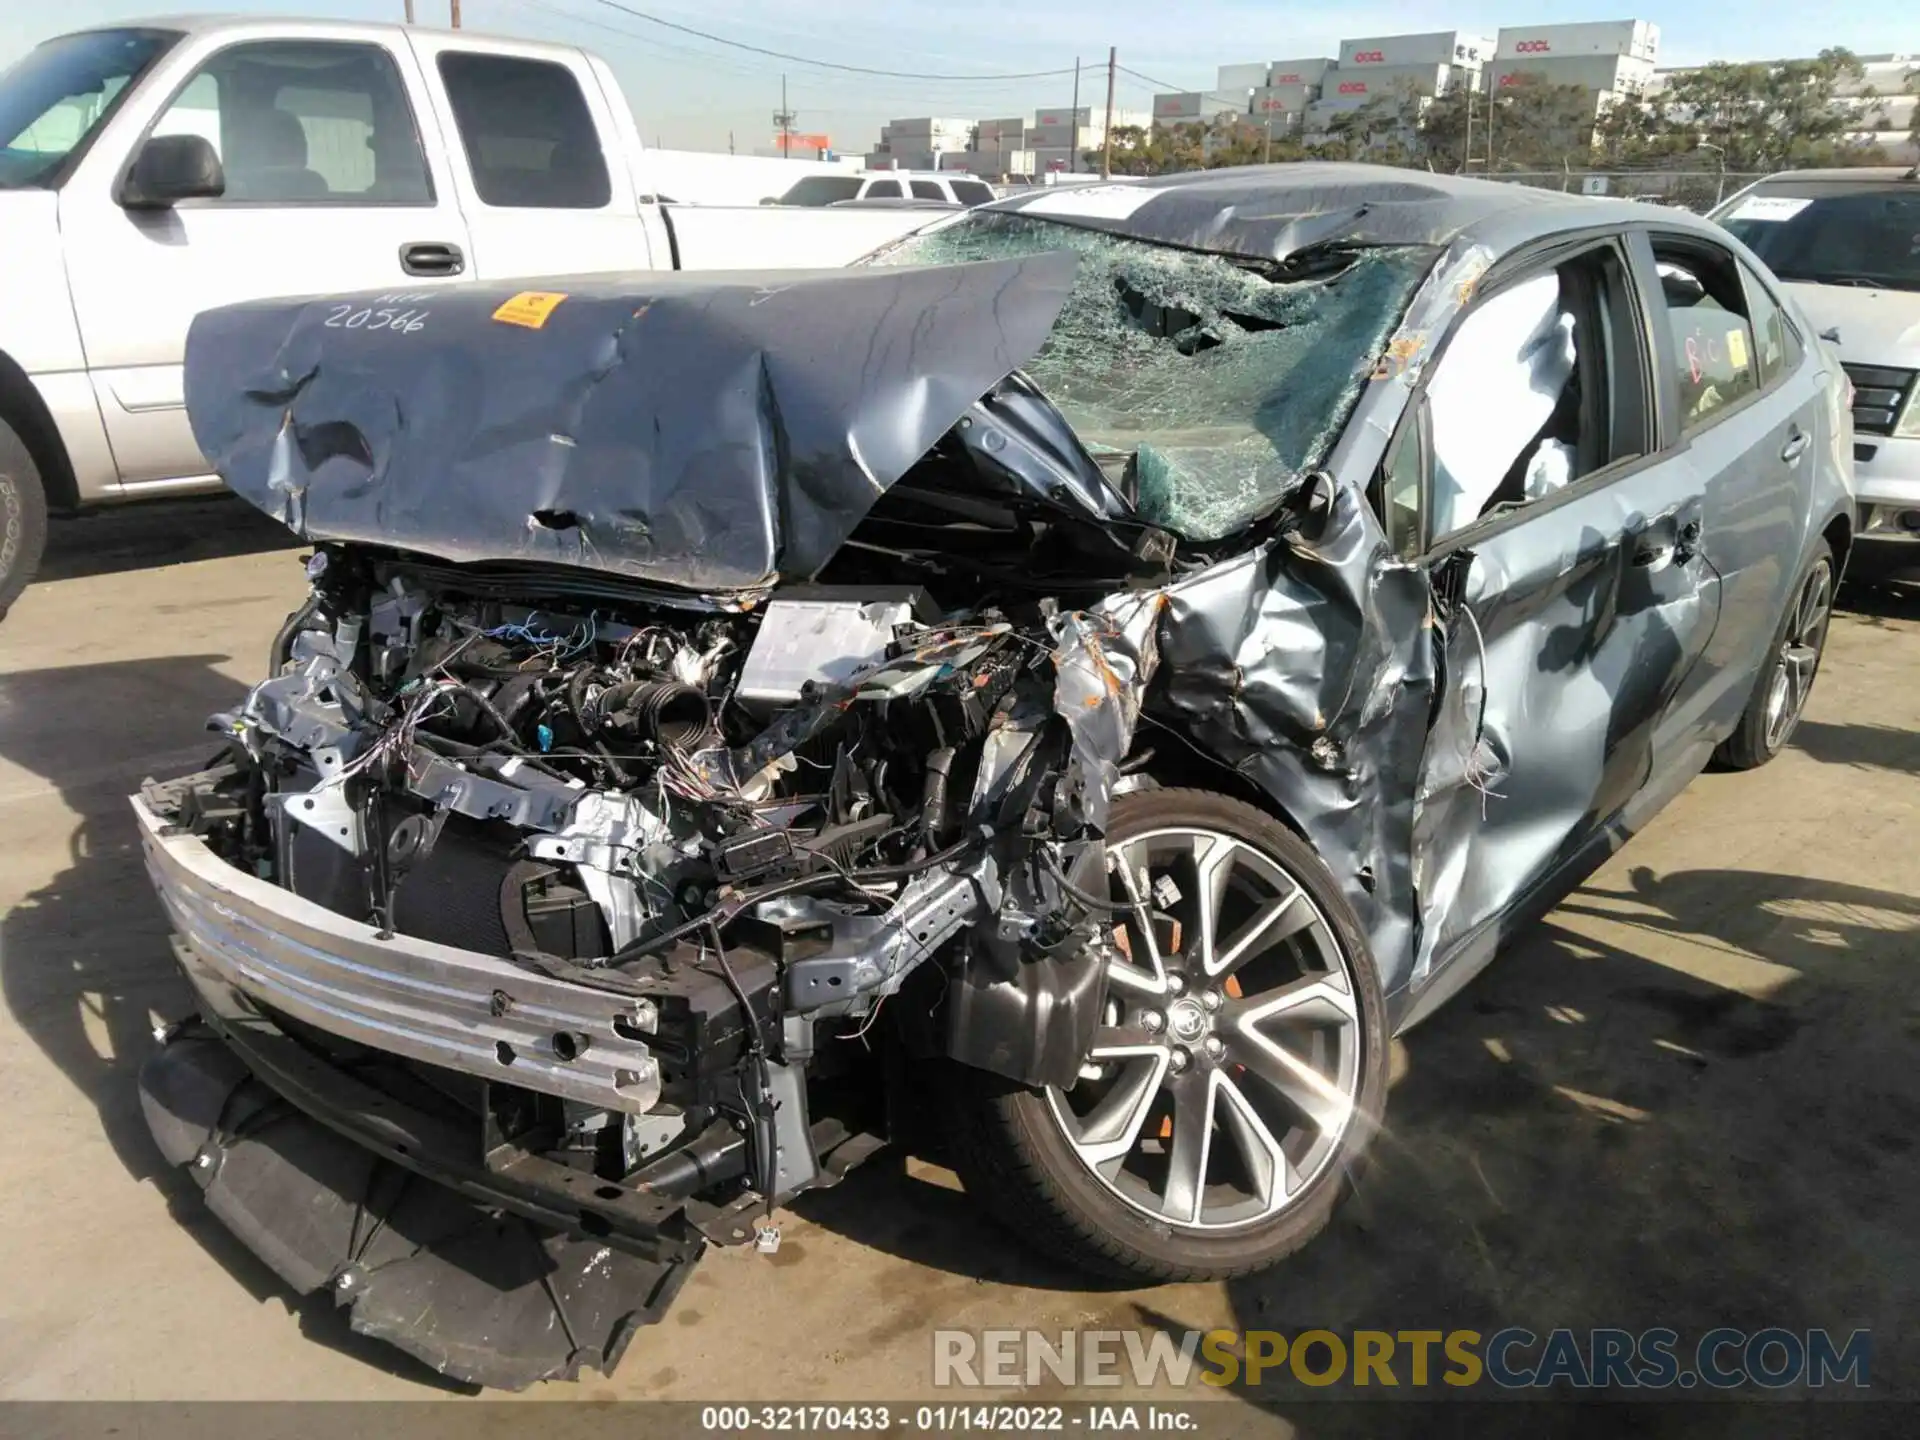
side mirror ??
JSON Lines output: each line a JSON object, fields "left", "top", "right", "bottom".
{"left": 121, "top": 134, "right": 225, "bottom": 209}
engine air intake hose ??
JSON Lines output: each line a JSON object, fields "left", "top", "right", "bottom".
{"left": 596, "top": 679, "right": 712, "bottom": 747}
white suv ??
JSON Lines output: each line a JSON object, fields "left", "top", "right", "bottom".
{"left": 772, "top": 172, "right": 996, "bottom": 207}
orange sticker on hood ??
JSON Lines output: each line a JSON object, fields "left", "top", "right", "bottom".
{"left": 492, "top": 292, "right": 568, "bottom": 329}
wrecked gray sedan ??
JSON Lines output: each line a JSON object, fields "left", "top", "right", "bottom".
{"left": 133, "top": 166, "right": 1853, "bottom": 1387}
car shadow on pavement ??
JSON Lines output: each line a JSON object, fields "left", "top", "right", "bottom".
{"left": 1837, "top": 579, "right": 1920, "bottom": 626}
{"left": 1790, "top": 718, "right": 1920, "bottom": 775}
{"left": 39, "top": 496, "right": 298, "bottom": 585}
{"left": 1132, "top": 863, "right": 1918, "bottom": 1434}
{"left": 0, "top": 654, "right": 470, "bottom": 1392}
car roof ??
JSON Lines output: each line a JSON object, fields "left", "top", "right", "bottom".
{"left": 988, "top": 161, "right": 1740, "bottom": 262}
{"left": 67, "top": 12, "right": 587, "bottom": 62}
{"left": 1750, "top": 166, "right": 1915, "bottom": 183}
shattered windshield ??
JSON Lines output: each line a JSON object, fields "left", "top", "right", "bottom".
{"left": 869, "top": 210, "right": 1435, "bottom": 541}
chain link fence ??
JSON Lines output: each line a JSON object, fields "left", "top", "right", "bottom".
{"left": 1482, "top": 169, "right": 1773, "bottom": 211}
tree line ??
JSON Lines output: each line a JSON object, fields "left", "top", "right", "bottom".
{"left": 1098, "top": 49, "right": 1920, "bottom": 187}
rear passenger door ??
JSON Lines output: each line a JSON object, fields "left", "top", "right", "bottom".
{"left": 405, "top": 34, "right": 652, "bottom": 279}
{"left": 1634, "top": 230, "right": 1824, "bottom": 751}
{"left": 1396, "top": 234, "right": 1723, "bottom": 974}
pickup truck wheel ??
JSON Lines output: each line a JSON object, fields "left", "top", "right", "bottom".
{"left": 0, "top": 417, "right": 49, "bottom": 621}
{"left": 942, "top": 788, "right": 1388, "bottom": 1283}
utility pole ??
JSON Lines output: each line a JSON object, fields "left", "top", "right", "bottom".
{"left": 1069, "top": 58, "right": 1081, "bottom": 174}
{"left": 449, "top": 0, "right": 460, "bottom": 28}
{"left": 1463, "top": 88, "right": 1474, "bottom": 170}
{"left": 773, "top": 76, "right": 796, "bottom": 160}
{"left": 728, "top": 131, "right": 735, "bottom": 155}
{"left": 1263, "top": 115, "right": 1273, "bottom": 164}
{"left": 1101, "top": 46, "right": 1116, "bottom": 179}
{"left": 403, "top": 0, "right": 414, "bottom": 22}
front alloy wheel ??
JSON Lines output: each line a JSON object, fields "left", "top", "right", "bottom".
{"left": 944, "top": 788, "right": 1387, "bottom": 1283}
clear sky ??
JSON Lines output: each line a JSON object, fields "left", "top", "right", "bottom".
{"left": 4, "top": 1, "right": 1917, "bottom": 155}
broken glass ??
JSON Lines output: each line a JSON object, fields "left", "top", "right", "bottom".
{"left": 871, "top": 213, "right": 1434, "bottom": 542}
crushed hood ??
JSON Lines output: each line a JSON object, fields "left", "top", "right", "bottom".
{"left": 184, "top": 254, "right": 1079, "bottom": 592}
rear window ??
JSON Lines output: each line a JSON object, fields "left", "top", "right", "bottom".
{"left": 1715, "top": 183, "right": 1920, "bottom": 293}
{"left": 436, "top": 52, "right": 609, "bottom": 209}
{"left": 776, "top": 174, "right": 860, "bottom": 205}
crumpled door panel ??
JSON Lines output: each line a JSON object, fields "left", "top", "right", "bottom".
{"left": 1411, "top": 472, "right": 1721, "bottom": 982}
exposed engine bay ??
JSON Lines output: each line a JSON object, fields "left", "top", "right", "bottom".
{"left": 141, "top": 542, "right": 1156, "bottom": 1278}
{"left": 134, "top": 219, "right": 1449, "bottom": 1389}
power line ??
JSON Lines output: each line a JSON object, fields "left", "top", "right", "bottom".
{"left": 1118, "top": 64, "right": 1187, "bottom": 92}
{"left": 501, "top": 0, "right": 785, "bottom": 80}
{"left": 586, "top": 0, "right": 1079, "bottom": 80}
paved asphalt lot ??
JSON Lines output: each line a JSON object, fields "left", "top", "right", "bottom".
{"left": 0, "top": 497, "right": 1915, "bottom": 1428}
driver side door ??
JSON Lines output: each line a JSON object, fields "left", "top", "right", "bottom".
{"left": 1392, "top": 231, "right": 1724, "bottom": 1003}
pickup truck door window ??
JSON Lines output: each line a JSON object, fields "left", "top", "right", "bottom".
{"left": 148, "top": 42, "right": 433, "bottom": 204}
{"left": 405, "top": 36, "right": 642, "bottom": 280}
{"left": 60, "top": 36, "right": 470, "bottom": 490}
{"left": 1408, "top": 238, "right": 1721, "bottom": 980}
{"left": 435, "top": 52, "right": 609, "bottom": 209}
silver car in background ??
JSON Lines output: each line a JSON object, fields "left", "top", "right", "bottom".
{"left": 1713, "top": 167, "right": 1920, "bottom": 580}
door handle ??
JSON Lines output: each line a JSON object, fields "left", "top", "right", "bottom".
{"left": 1674, "top": 518, "right": 1701, "bottom": 564}
{"left": 399, "top": 241, "right": 464, "bottom": 277}
{"left": 1630, "top": 529, "right": 1672, "bottom": 567}
{"left": 1780, "top": 429, "right": 1811, "bottom": 464}
{"left": 1631, "top": 517, "right": 1699, "bottom": 568}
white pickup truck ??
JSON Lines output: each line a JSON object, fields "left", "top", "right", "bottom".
{"left": 0, "top": 16, "right": 936, "bottom": 616}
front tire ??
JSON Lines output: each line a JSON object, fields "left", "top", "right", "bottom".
{"left": 1714, "top": 539, "right": 1834, "bottom": 771}
{"left": 0, "top": 417, "right": 50, "bottom": 622}
{"left": 943, "top": 788, "right": 1388, "bottom": 1283}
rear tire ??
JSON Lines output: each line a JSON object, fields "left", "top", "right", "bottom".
{"left": 0, "top": 417, "right": 49, "bottom": 621}
{"left": 1713, "top": 539, "right": 1834, "bottom": 771}
{"left": 942, "top": 788, "right": 1388, "bottom": 1283}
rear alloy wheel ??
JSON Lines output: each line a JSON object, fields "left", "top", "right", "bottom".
{"left": 1716, "top": 541, "right": 1834, "bottom": 770}
{"left": 943, "top": 789, "right": 1387, "bottom": 1283}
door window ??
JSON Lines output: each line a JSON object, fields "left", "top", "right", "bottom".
{"left": 436, "top": 52, "right": 610, "bottom": 209}
{"left": 151, "top": 41, "right": 431, "bottom": 204}
{"left": 909, "top": 179, "right": 945, "bottom": 201}
{"left": 1649, "top": 240, "right": 1758, "bottom": 433}
{"left": 1415, "top": 244, "right": 1648, "bottom": 548}
{"left": 949, "top": 179, "right": 994, "bottom": 205}
{"left": 864, "top": 178, "right": 903, "bottom": 198}
{"left": 1738, "top": 262, "right": 1799, "bottom": 387}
